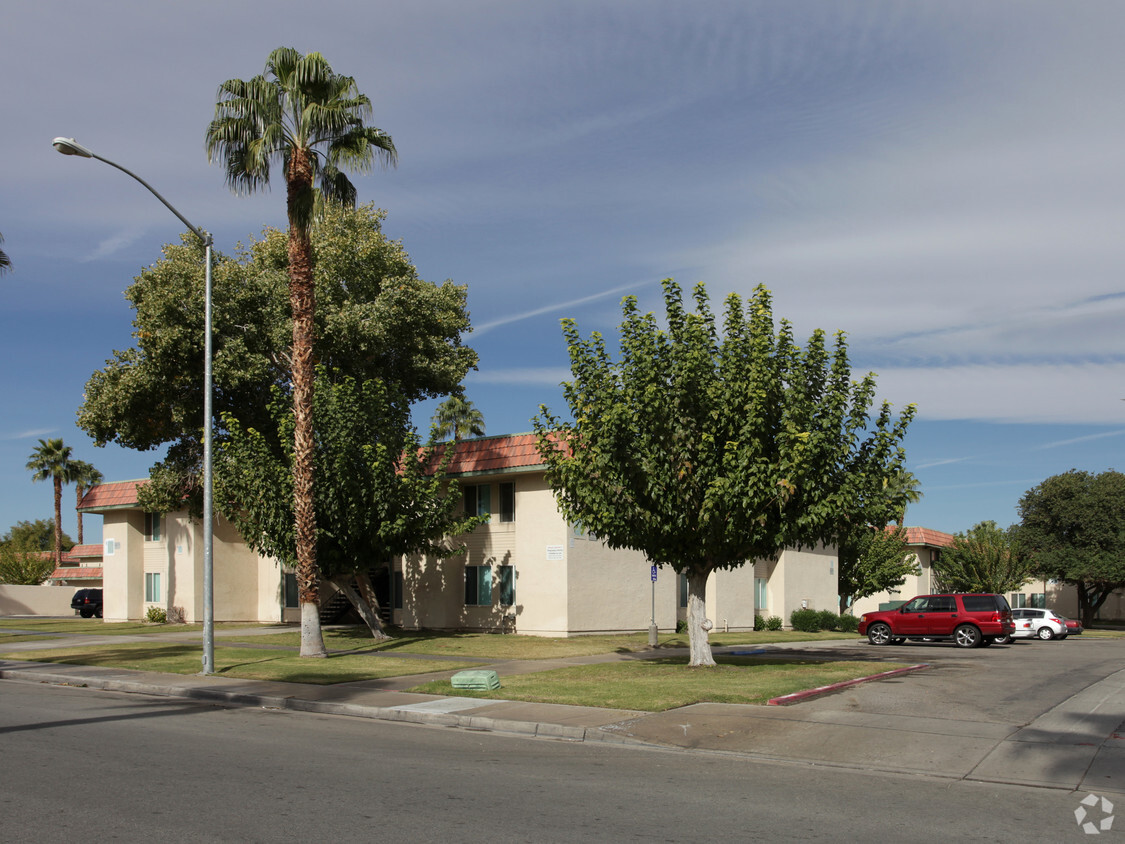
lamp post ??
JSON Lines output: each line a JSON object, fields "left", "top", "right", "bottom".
{"left": 53, "top": 137, "right": 215, "bottom": 675}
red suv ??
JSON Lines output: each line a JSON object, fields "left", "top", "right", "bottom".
{"left": 858, "top": 593, "right": 1014, "bottom": 649}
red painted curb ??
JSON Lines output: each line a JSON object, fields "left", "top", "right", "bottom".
{"left": 767, "top": 663, "right": 930, "bottom": 706}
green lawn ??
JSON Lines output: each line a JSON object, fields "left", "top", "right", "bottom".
{"left": 0, "top": 642, "right": 483, "bottom": 685}
{"left": 409, "top": 656, "right": 907, "bottom": 711}
{"left": 238, "top": 626, "right": 857, "bottom": 658}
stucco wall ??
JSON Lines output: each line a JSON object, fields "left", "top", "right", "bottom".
{"left": 0, "top": 584, "right": 76, "bottom": 616}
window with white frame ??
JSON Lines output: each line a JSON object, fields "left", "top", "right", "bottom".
{"left": 1011, "top": 593, "right": 1027, "bottom": 608}
{"left": 499, "top": 565, "right": 515, "bottom": 606}
{"left": 498, "top": 482, "right": 515, "bottom": 523}
{"left": 756, "top": 577, "right": 768, "bottom": 611}
{"left": 463, "top": 484, "right": 491, "bottom": 520}
{"left": 1030, "top": 593, "right": 1046, "bottom": 608}
{"left": 145, "top": 572, "right": 162, "bottom": 603}
{"left": 465, "top": 565, "right": 492, "bottom": 606}
{"left": 144, "top": 512, "right": 161, "bottom": 542}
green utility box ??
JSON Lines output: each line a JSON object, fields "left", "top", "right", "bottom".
{"left": 451, "top": 669, "right": 501, "bottom": 690}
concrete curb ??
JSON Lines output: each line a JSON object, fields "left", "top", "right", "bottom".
{"left": 766, "top": 663, "right": 930, "bottom": 705}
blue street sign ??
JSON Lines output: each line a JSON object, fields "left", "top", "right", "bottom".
{"left": 651, "top": 565, "right": 657, "bottom": 582}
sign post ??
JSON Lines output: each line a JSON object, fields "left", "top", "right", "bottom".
{"left": 648, "top": 565, "right": 658, "bottom": 646}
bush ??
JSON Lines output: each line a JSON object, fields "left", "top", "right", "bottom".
{"left": 817, "top": 609, "right": 839, "bottom": 631}
{"left": 145, "top": 606, "right": 167, "bottom": 624}
{"left": 765, "top": 615, "right": 783, "bottom": 631}
{"left": 675, "top": 618, "right": 688, "bottom": 634}
{"left": 753, "top": 613, "right": 766, "bottom": 631}
{"left": 837, "top": 613, "right": 859, "bottom": 633}
{"left": 790, "top": 608, "right": 820, "bottom": 632}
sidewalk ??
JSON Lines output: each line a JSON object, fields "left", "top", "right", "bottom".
{"left": 1, "top": 627, "right": 1122, "bottom": 793}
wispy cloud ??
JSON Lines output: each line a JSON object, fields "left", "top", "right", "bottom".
{"left": 472, "top": 281, "right": 647, "bottom": 336}
{"left": 0, "top": 428, "right": 55, "bottom": 441}
{"left": 81, "top": 228, "right": 146, "bottom": 262}
{"left": 470, "top": 367, "right": 573, "bottom": 387}
{"left": 1032, "top": 429, "right": 1125, "bottom": 451}
{"left": 915, "top": 457, "right": 970, "bottom": 470}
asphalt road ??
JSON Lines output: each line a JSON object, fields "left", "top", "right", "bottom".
{"left": 0, "top": 679, "right": 1104, "bottom": 843}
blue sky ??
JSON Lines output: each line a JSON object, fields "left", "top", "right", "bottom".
{"left": 3, "top": 1, "right": 1124, "bottom": 545}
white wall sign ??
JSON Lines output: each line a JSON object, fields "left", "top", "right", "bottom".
{"left": 546, "top": 545, "right": 564, "bottom": 561}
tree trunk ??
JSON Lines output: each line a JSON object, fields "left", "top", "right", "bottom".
{"left": 76, "top": 486, "right": 85, "bottom": 546}
{"left": 686, "top": 567, "right": 716, "bottom": 667}
{"left": 329, "top": 574, "right": 391, "bottom": 641}
{"left": 288, "top": 146, "right": 326, "bottom": 659}
{"left": 53, "top": 476, "right": 63, "bottom": 568}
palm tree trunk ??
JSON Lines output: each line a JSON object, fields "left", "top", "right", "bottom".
{"left": 53, "top": 476, "right": 63, "bottom": 567}
{"left": 76, "top": 485, "right": 85, "bottom": 546}
{"left": 288, "top": 147, "right": 326, "bottom": 658}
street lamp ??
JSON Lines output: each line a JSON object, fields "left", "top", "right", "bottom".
{"left": 53, "top": 137, "right": 215, "bottom": 675}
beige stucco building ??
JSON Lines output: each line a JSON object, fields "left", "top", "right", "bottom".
{"left": 76, "top": 433, "right": 841, "bottom": 633}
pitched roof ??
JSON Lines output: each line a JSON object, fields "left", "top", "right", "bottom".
{"left": 901, "top": 526, "right": 955, "bottom": 548}
{"left": 79, "top": 480, "right": 144, "bottom": 511}
{"left": 438, "top": 433, "right": 549, "bottom": 476}
{"left": 65, "top": 544, "right": 104, "bottom": 561}
{"left": 48, "top": 566, "right": 103, "bottom": 581}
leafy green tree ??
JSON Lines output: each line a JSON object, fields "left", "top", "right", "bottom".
{"left": 2, "top": 519, "right": 75, "bottom": 553}
{"left": 207, "top": 47, "right": 398, "bottom": 657}
{"left": 0, "top": 547, "right": 55, "bottom": 585}
{"left": 431, "top": 394, "right": 485, "bottom": 442}
{"left": 837, "top": 525, "right": 920, "bottom": 614}
{"left": 931, "top": 520, "right": 1031, "bottom": 595}
{"left": 69, "top": 461, "right": 103, "bottom": 546}
{"left": 217, "top": 370, "right": 478, "bottom": 638}
{"left": 26, "top": 438, "right": 76, "bottom": 567}
{"left": 0, "top": 231, "right": 10, "bottom": 275}
{"left": 534, "top": 280, "right": 915, "bottom": 666}
{"left": 1018, "top": 469, "right": 1125, "bottom": 627}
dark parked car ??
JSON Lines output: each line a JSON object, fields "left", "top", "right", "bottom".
{"left": 71, "top": 588, "right": 103, "bottom": 618}
{"left": 858, "top": 593, "right": 1014, "bottom": 648}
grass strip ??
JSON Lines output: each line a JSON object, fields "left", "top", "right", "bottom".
{"left": 240, "top": 627, "right": 857, "bottom": 658}
{"left": 0, "top": 642, "right": 483, "bottom": 685}
{"left": 408, "top": 656, "right": 906, "bottom": 711}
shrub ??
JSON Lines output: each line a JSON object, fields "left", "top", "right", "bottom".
{"left": 817, "top": 609, "right": 839, "bottom": 631}
{"left": 145, "top": 606, "right": 167, "bottom": 624}
{"left": 753, "top": 613, "right": 766, "bottom": 631}
{"left": 790, "top": 608, "right": 821, "bottom": 632}
{"left": 675, "top": 618, "right": 688, "bottom": 634}
{"left": 837, "top": 613, "right": 859, "bottom": 633}
{"left": 765, "top": 615, "right": 783, "bottom": 631}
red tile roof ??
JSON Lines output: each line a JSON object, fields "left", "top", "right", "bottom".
{"left": 436, "top": 433, "right": 554, "bottom": 475}
{"left": 48, "top": 566, "right": 103, "bottom": 581}
{"left": 79, "top": 480, "right": 144, "bottom": 511}
{"left": 64, "top": 545, "right": 104, "bottom": 561}
{"left": 901, "top": 526, "right": 955, "bottom": 548}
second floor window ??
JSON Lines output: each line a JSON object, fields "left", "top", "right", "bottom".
{"left": 464, "top": 484, "right": 491, "bottom": 519}
{"left": 144, "top": 512, "right": 161, "bottom": 542}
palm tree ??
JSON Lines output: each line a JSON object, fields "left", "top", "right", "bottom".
{"left": 207, "top": 47, "right": 396, "bottom": 657}
{"left": 70, "top": 461, "right": 103, "bottom": 546}
{"left": 0, "top": 231, "right": 11, "bottom": 275}
{"left": 432, "top": 395, "right": 486, "bottom": 443}
{"left": 883, "top": 469, "right": 923, "bottom": 525}
{"left": 26, "top": 438, "right": 74, "bottom": 567}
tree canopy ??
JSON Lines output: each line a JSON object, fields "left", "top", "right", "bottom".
{"left": 932, "top": 520, "right": 1032, "bottom": 595}
{"left": 837, "top": 525, "right": 919, "bottom": 614}
{"left": 1018, "top": 469, "right": 1125, "bottom": 626}
{"left": 431, "top": 395, "right": 486, "bottom": 442}
{"left": 534, "top": 280, "right": 915, "bottom": 665}
{"left": 0, "top": 519, "right": 74, "bottom": 586}
{"left": 78, "top": 203, "right": 476, "bottom": 517}
{"left": 217, "top": 370, "right": 479, "bottom": 637}
{"left": 2, "top": 519, "right": 75, "bottom": 553}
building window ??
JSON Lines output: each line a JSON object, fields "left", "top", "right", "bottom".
{"left": 465, "top": 564, "right": 492, "bottom": 606}
{"left": 756, "top": 577, "right": 768, "bottom": 611}
{"left": 104, "top": 538, "right": 116, "bottom": 556}
{"left": 498, "top": 482, "right": 515, "bottom": 523}
{"left": 144, "top": 512, "right": 161, "bottom": 542}
{"left": 393, "top": 571, "right": 404, "bottom": 610}
{"left": 145, "top": 572, "right": 162, "bottom": 603}
{"left": 1011, "top": 593, "right": 1027, "bottom": 609}
{"left": 499, "top": 565, "right": 515, "bottom": 606}
{"left": 1029, "top": 593, "right": 1046, "bottom": 609}
{"left": 284, "top": 573, "right": 299, "bottom": 609}
{"left": 679, "top": 573, "right": 688, "bottom": 608}
{"left": 464, "top": 484, "right": 491, "bottom": 520}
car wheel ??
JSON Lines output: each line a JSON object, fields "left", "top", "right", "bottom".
{"left": 1037, "top": 626, "right": 1055, "bottom": 640}
{"left": 1059, "top": 634, "right": 1068, "bottom": 639}
{"left": 954, "top": 624, "right": 982, "bottom": 648}
{"left": 979, "top": 638, "right": 993, "bottom": 647}
{"left": 891, "top": 638, "right": 906, "bottom": 645}
{"left": 992, "top": 634, "right": 1012, "bottom": 645}
{"left": 95, "top": 609, "right": 103, "bottom": 618}
{"left": 867, "top": 623, "right": 892, "bottom": 645}
{"left": 79, "top": 608, "right": 93, "bottom": 618}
